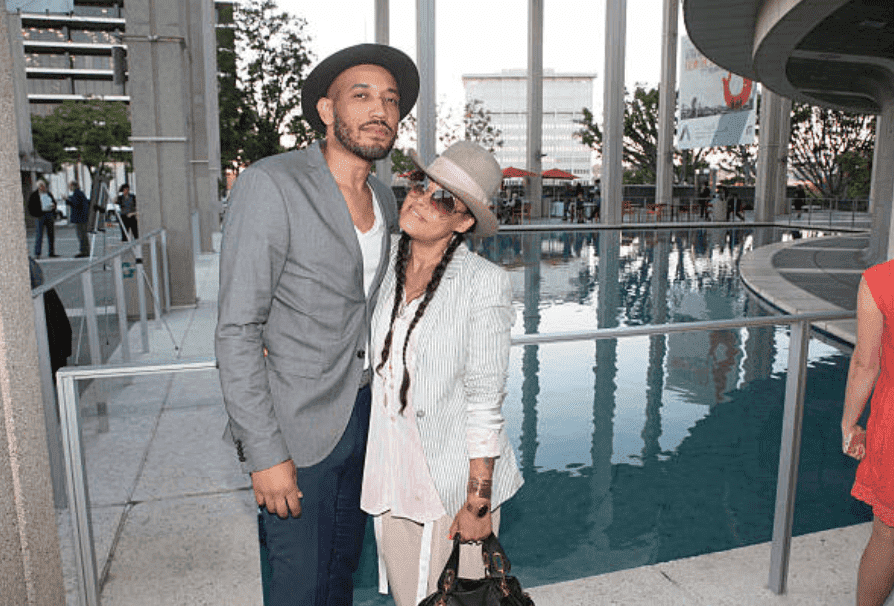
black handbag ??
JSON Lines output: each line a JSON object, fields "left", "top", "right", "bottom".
{"left": 418, "top": 533, "right": 534, "bottom": 606}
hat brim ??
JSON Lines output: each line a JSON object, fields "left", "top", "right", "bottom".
{"left": 302, "top": 44, "right": 419, "bottom": 133}
{"left": 409, "top": 149, "right": 499, "bottom": 238}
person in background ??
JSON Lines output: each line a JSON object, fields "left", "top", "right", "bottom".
{"left": 29, "top": 180, "right": 58, "bottom": 258}
{"left": 793, "top": 184, "right": 806, "bottom": 219}
{"left": 698, "top": 183, "right": 711, "bottom": 220}
{"left": 362, "top": 141, "right": 523, "bottom": 606}
{"left": 28, "top": 257, "right": 72, "bottom": 377}
{"left": 215, "top": 43, "right": 419, "bottom": 606}
{"left": 116, "top": 184, "right": 138, "bottom": 241}
{"left": 841, "top": 258, "right": 894, "bottom": 606}
{"left": 68, "top": 181, "right": 91, "bottom": 258}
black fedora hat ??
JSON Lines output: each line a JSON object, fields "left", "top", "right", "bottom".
{"left": 301, "top": 43, "right": 419, "bottom": 133}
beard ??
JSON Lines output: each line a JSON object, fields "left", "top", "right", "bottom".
{"left": 333, "top": 109, "right": 397, "bottom": 161}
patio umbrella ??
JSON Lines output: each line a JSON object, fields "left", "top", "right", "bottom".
{"left": 502, "top": 166, "right": 537, "bottom": 178}
{"left": 541, "top": 168, "right": 577, "bottom": 180}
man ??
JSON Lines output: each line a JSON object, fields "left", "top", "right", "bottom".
{"left": 28, "top": 180, "right": 58, "bottom": 258}
{"left": 67, "top": 181, "right": 91, "bottom": 257}
{"left": 215, "top": 44, "right": 419, "bottom": 605}
{"left": 115, "top": 184, "right": 137, "bottom": 241}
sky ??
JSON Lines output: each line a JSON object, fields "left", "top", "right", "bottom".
{"left": 273, "top": 0, "right": 670, "bottom": 117}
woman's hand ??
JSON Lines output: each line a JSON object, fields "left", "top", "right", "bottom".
{"left": 842, "top": 424, "right": 866, "bottom": 460}
{"left": 448, "top": 501, "right": 492, "bottom": 543}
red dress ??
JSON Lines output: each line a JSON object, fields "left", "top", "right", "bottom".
{"left": 852, "top": 259, "right": 894, "bottom": 526}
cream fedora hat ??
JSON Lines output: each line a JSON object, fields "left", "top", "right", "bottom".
{"left": 409, "top": 141, "right": 501, "bottom": 237}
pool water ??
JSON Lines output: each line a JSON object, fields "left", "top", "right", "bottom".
{"left": 353, "top": 227, "right": 870, "bottom": 604}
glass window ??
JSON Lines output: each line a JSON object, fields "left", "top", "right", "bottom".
{"left": 25, "top": 53, "right": 70, "bottom": 68}
{"left": 27, "top": 78, "right": 69, "bottom": 95}
{"left": 23, "top": 27, "right": 66, "bottom": 42}
{"left": 74, "top": 79, "right": 116, "bottom": 96}
{"left": 72, "top": 54, "right": 113, "bottom": 70}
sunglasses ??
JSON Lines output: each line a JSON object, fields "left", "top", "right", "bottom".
{"left": 408, "top": 182, "right": 469, "bottom": 217}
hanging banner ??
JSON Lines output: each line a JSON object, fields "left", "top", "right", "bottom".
{"left": 677, "top": 36, "right": 757, "bottom": 149}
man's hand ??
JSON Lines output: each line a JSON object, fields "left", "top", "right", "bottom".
{"left": 251, "top": 460, "right": 302, "bottom": 518}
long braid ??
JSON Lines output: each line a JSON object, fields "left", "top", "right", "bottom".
{"left": 397, "top": 232, "right": 466, "bottom": 413}
{"left": 376, "top": 232, "right": 411, "bottom": 376}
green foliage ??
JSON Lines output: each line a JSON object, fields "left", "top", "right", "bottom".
{"left": 221, "top": 0, "right": 318, "bottom": 169}
{"left": 788, "top": 103, "right": 874, "bottom": 199}
{"left": 575, "top": 86, "right": 709, "bottom": 184}
{"left": 437, "top": 100, "right": 503, "bottom": 153}
{"left": 31, "top": 100, "right": 131, "bottom": 178}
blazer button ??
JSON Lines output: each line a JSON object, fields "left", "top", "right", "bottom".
{"left": 416, "top": 409, "right": 425, "bottom": 418}
{"left": 357, "top": 349, "right": 365, "bottom": 359}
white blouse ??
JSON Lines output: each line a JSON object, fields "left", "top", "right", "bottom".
{"left": 361, "top": 297, "right": 447, "bottom": 522}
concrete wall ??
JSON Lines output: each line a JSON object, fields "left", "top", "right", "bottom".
{"left": 0, "top": 8, "right": 66, "bottom": 605}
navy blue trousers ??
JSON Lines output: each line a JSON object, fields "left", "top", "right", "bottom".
{"left": 258, "top": 384, "right": 371, "bottom": 606}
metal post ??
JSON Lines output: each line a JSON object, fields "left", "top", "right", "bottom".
{"left": 113, "top": 255, "right": 131, "bottom": 362}
{"left": 526, "top": 0, "right": 544, "bottom": 219}
{"left": 161, "top": 229, "right": 171, "bottom": 312}
{"left": 768, "top": 319, "right": 810, "bottom": 594}
{"left": 135, "top": 244, "right": 149, "bottom": 352}
{"left": 374, "top": 0, "right": 392, "bottom": 185}
{"left": 80, "top": 270, "right": 102, "bottom": 366}
{"left": 656, "top": 0, "right": 678, "bottom": 209}
{"left": 150, "top": 235, "right": 162, "bottom": 327}
{"left": 416, "top": 0, "right": 436, "bottom": 165}
{"left": 602, "top": 0, "right": 627, "bottom": 225}
{"left": 57, "top": 372, "right": 100, "bottom": 606}
{"left": 32, "top": 296, "right": 67, "bottom": 508}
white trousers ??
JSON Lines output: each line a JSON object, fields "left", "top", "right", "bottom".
{"left": 375, "top": 508, "right": 502, "bottom": 606}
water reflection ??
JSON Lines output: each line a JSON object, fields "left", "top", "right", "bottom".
{"left": 470, "top": 227, "right": 869, "bottom": 587}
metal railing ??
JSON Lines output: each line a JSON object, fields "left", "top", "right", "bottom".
{"left": 784, "top": 197, "right": 871, "bottom": 229}
{"left": 32, "top": 228, "right": 170, "bottom": 509}
{"left": 54, "top": 308, "right": 855, "bottom": 605}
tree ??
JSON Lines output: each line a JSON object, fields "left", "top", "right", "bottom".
{"left": 438, "top": 99, "right": 503, "bottom": 153}
{"left": 716, "top": 144, "right": 758, "bottom": 185}
{"left": 31, "top": 100, "right": 131, "bottom": 180}
{"left": 575, "top": 86, "right": 710, "bottom": 184}
{"left": 223, "top": 0, "right": 318, "bottom": 169}
{"left": 788, "top": 103, "right": 875, "bottom": 199}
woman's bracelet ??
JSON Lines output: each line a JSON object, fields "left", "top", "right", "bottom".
{"left": 467, "top": 478, "right": 492, "bottom": 500}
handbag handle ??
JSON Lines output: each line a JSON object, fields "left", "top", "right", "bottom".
{"left": 434, "top": 533, "right": 512, "bottom": 594}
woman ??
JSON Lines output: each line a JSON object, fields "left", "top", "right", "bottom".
{"left": 361, "top": 141, "right": 523, "bottom": 606}
{"left": 842, "top": 258, "right": 894, "bottom": 606}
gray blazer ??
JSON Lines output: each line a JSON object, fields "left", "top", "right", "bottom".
{"left": 215, "top": 141, "right": 398, "bottom": 471}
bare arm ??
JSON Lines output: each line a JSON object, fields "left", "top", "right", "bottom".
{"left": 841, "top": 277, "right": 884, "bottom": 460}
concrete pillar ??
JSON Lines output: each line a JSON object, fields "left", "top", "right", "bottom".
{"left": 126, "top": 0, "right": 197, "bottom": 307}
{"left": 656, "top": 0, "right": 678, "bottom": 208}
{"left": 416, "top": 0, "right": 436, "bottom": 165}
{"left": 774, "top": 97, "right": 792, "bottom": 217}
{"left": 868, "top": 104, "right": 894, "bottom": 262}
{"left": 187, "top": 0, "right": 222, "bottom": 252}
{"left": 525, "top": 0, "right": 544, "bottom": 218}
{"left": 755, "top": 87, "right": 790, "bottom": 222}
{"left": 602, "top": 0, "right": 627, "bottom": 225}
{"left": 0, "top": 9, "right": 66, "bottom": 604}
{"left": 374, "top": 0, "right": 392, "bottom": 185}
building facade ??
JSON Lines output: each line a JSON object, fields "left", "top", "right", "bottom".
{"left": 8, "top": 0, "right": 232, "bottom": 201}
{"left": 463, "top": 69, "right": 597, "bottom": 180}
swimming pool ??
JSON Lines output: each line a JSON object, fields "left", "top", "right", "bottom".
{"left": 353, "top": 227, "right": 869, "bottom": 603}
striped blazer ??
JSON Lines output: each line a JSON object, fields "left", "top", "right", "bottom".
{"left": 370, "top": 237, "right": 524, "bottom": 517}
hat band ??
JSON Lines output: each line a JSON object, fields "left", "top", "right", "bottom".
{"left": 429, "top": 156, "right": 487, "bottom": 206}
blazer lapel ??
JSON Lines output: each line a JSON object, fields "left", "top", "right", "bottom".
{"left": 412, "top": 242, "right": 468, "bottom": 353}
{"left": 306, "top": 142, "right": 363, "bottom": 269}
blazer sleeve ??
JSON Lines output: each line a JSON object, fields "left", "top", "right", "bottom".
{"left": 215, "top": 166, "right": 291, "bottom": 472}
{"left": 463, "top": 264, "right": 514, "bottom": 458}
